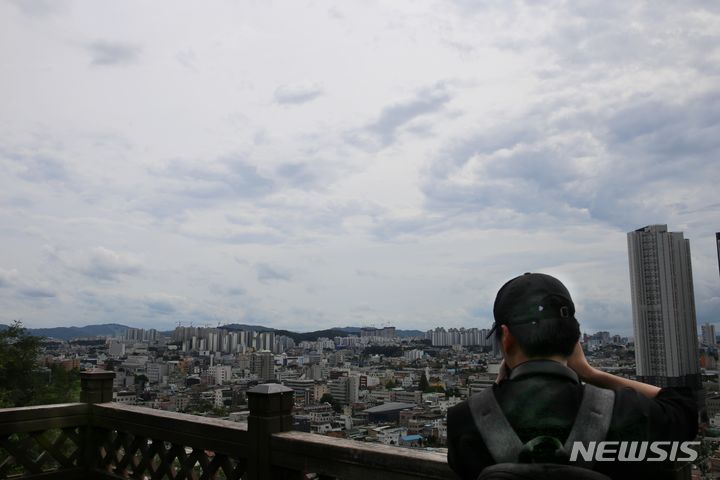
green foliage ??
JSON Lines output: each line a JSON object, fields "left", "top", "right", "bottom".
{"left": 211, "top": 405, "right": 228, "bottom": 417}
{"left": 0, "top": 321, "right": 43, "bottom": 407}
{"left": 425, "top": 385, "right": 446, "bottom": 394}
{"left": 319, "top": 393, "right": 342, "bottom": 413}
{"left": 31, "top": 367, "right": 81, "bottom": 405}
{"left": 0, "top": 321, "right": 80, "bottom": 407}
{"left": 190, "top": 399, "right": 213, "bottom": 413}
{"left": 419, "top": 372, "right": 430, "bottom": 392}
{"left": 445, "top": 387, "right": 462, "bottom": 398}
{"left": 385, "top": 379, "right": 397, "bottom": 389}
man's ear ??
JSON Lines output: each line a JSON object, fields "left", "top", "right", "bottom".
{"left": 500, "top": 324, "right": 514, "bottom": 354}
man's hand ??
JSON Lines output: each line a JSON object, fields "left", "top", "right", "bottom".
{"left": 567, "top": 342, "right": 596, "bottom": 382}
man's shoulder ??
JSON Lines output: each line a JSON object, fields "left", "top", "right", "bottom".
{"left": 448, "top": 396, "right": 471, "bottom": 420}
{"left": 448, "top": 388, "right": 495, "bottom": 425}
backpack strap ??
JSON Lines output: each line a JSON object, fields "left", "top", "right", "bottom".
{"left": 563, "top": 384, "right": 615, "bottom": 469}
{"left": 468, "top": 387, "right": 524, "bottom": 463}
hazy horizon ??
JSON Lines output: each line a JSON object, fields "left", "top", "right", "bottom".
{"left": 1, "top": 1, "right": 719, "bottom": 336}
{"left": 3, "top": 321, "right": 636, "bottom": 340}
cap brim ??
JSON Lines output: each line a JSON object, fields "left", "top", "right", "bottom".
{"left": 485, "top": 323, "right": 498, "bottom": 340}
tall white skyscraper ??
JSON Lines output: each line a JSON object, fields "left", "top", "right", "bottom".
{"left": 627, "top": 224, "right": 700, "bottom": 388}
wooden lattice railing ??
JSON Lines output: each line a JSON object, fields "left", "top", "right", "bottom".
{"left": 94, "top": 430, "right": 244, "bottom": 480}
{"left": 0, "top": 402, "right": 249, "bottom": 480}
{"left": 91, "top": 403, "right": 248, "bottom": 480}
{"left": 2, "top": 426, "right": 83, "bottom": 476}
{"left": 0, "top": 373, "right": 454, "bottom": 480}
{"left": 0, "top": 403, "right": 88, "bottom": 479}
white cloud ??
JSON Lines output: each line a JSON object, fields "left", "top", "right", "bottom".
{"left": 17, "top": 285, "right": 56, "bottom": 298}
{"left": 274, "top": 84, "right": 324, "bottom": 105}
{"left": 77, "top": 247, "right": 144, "bottom": 281}
{"left": 0, "top": 269, "right": 19, "bottom": 288}
{"left": 87, "top": 41, "right": 141, "bottom": 66}
{"left": 256, "top": 263, "right": 294, "bottom": 284}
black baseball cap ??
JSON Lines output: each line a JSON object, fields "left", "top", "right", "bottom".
{"left": 486, "top": 272, "right": 576, "bottom": 339}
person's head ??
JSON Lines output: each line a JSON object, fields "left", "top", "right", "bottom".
{"left": 488, "top": 273, "right": 580, "bottom": 365}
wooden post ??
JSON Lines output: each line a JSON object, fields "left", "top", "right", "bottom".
{"left": 80, "top": 370, "right": 115, "bottom": 476}
{"left": 80, "top": 370, "right": 115, "bottom": 404}
{"left": 246, "top": 383, "right": 295, "bottom": 480}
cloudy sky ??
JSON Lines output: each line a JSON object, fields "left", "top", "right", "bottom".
{"left": 1, "top": 0, "right": 719, "bottom": 335}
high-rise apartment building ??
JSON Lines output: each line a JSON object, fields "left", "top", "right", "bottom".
{"left": 213, "top": 365, "right": 232, "bottom": 385}
{"left": 360, "top": 327, "right": 396, "bottom": 339}
{"left": 250, "top": 351, "right": 274, "bottom": 381}
{"left": 627, "top": 225, "right": 700, "bottom": 388}
{"left": 427, "top": 327, "right": 492, "bottom": 347}
{"left": 327, "top": 375, "right": 360, "bottom": 405}
{"left": 702, "top": 323, "right": 717, "bottom": 347}
{"left": 124, "top": 328, "right": 158, "bottom": 343}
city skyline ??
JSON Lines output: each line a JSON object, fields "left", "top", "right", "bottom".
{"left": 1, "top": 1, "right": 719, "bottom": 335}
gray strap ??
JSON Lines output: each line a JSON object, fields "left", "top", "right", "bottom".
{"left": 563, "top": 384, "right": 615, "bottom": 469}
{"left": 468, "top": 387, "right": 524, "bottom": 463}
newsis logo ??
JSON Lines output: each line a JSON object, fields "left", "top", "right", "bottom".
{"left": 570, "top": 441, "right": 700, "bottom": 462}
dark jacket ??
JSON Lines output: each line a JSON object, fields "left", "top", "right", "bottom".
{"left": 447, "top": 360, "right": 698, "bottom": 480}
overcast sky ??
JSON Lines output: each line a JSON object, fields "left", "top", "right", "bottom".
{"left": 1, "top": 0, "right": 719, "bottom": 335}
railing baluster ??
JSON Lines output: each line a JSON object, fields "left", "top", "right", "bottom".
{"left": 80, "top": 369, "right": 116, "bottom": 477}
{"left": 246, "top": 384, "right": 296, "bottom": 480}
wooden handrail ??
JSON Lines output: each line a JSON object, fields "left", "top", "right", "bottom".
{"left": 270, "top": 430, "right": 453, "bottom": 480}
{"left": 91, "top": 403, "right": 248, "bottom": 455}
{"left": 0, "top": 403, "right": 88, "bottom": 435}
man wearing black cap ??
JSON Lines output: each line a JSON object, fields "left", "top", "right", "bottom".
{"left": 447, "top": 273, "right": 698, "bottom": 480}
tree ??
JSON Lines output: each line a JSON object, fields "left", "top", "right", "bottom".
{"left": 0, "top": 321, "right": 43, "bottom": 407}
{"left": 211, "top": 405, "right": 228, "bottom": 417}
{"left": 32, "top": 366, "right": 81, "bottom": 405}
{"left": 319, "top": 393, "right": 342, "bottom": 413}
{"left": 426, "top": 385, "right": 446, "bottom": 394}
{"left": 445, "top": 387, "right": 462, "bottom": 398}
{"left": 419, "top": 372, "right": 430, "bottom": 392}
{"left": 134, "top": 373, "right": 149, "bottom": 393}
{"left": 0, "top": 322, "right": 81, "bottom": 407}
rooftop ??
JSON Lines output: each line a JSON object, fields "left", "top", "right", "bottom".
{"left": 363, "top": 402, "right": 416, "bottom": 413}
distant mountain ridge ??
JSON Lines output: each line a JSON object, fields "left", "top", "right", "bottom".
{"left": 0, "top": 322, "right": 425, "bottom": 341}
{"left": 0, "top": 323, "right": 129, "bottom": 340}
{"left": 221, "top": 324, "right": 424, "bottom": 340}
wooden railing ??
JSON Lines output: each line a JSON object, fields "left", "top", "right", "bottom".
{"left": 0, "top": 402, "right": 249, "bottom": 479}
{"left": 0, "top": 403, "right": 88, "bottom": 479}
{"left": 0, "top": 371, "right": 454, "bottom": 480}
{"left": 91, "top": 403, "right": 248, "bottom": 479}
{"left": 271, "top": 431, "right": 451, "bottom": 480}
